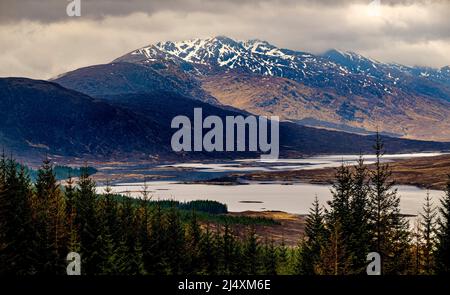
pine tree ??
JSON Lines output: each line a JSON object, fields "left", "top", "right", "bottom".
{"left": 276, "top": 237, "right": 289, "bottom": 274}
{"left": 219, "top": 223, "right": 239, "bottom": 275}
{"left": 75, "top": 166, "right": 99, "bottom": 275}
{"left": 199, "top": 224, "right": 219, "bottom": 275}
{"left": 166, "top": 206, "right": 186, "bottom": 274}
{"left": 328, "top": 162, "right": 353, "bottom": 229}
{"left": 91, "top": 195, "right": 118, "bottom": 275}
{"left": 317, "top": 221, "right": 350, "bottom": 275}
{"left": 140, "top": 179, "right": 151, "bottom": 201}
{"left": 94, "top": 230, "right": 116, "bottom": 275}
{"left": 103, "top": 180, "right": 121, "bottom": 244}
{"left": 136, "top": 196, "right": 151, "bottom": 274}
{"left": 242, "top": 226, "right": 260, "bottom": 275}
{"left": 368, "top": 132, "right": 411, "bottom": 274}
{"left": 110, "top": 238, "right": 131, "bottom": 274}
{"left": 295, "top": 196, "right": 326, "bottom": 274}
{"left": 421, "top": 192, "right": 437, "bottom": 274}
{"left": 262, "top": 238, "right": 278, "bottom": 275}
{"left": 349, "top": 156, "right": 371, "bottom": 273}
{"left": 411, "top": 218, "right": 423, "bottom": 274}
{"left": 0, "top": 156, "right": 36, "bottom": 274}
{"left": 129, "top": 240, "right": 146, "bottom": 275}
{"left": 146, "top": 204, "right": 167, "bottom": 274}
{"left": 65, "top": 174, "right": 80, "bottom": 254}
{"left": 186, "top": 209, "right": 202, "bottom": 274}
{"left": 325, "top": 162, "right": 353, "bottom": 274}
{"left": 67, "top": 207, "right": 80, "bottom": 254}
{"left": 117, "top": 196, "right": 136, "bottom": 255}
{"left": 35, "top": 158, "right": 68, "bottom": 274}
{"left": 435, "top": 174, "right": 450, "bottom": 274}
{"left": 64, "top": 173, "right": 76, "bottom": 216}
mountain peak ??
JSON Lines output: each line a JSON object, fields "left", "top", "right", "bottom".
{"left": 113, "top": 37, "right": 450, "bottom": 100}
{"left": 212, "top": 35, "right": 236, "bottom": 43}
{"left": 323, "top": 49, "right": 379, "bottom": 63}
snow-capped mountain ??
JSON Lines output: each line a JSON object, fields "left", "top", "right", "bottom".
{"left": 60, "top": 36, "right": 450, "bottom": 141}
{"left": 115, "top": 36, "right": 450, "bottom": 100}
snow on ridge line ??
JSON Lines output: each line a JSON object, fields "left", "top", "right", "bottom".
{"left": 124, "top": 37, "right": 450, "bottom": 89}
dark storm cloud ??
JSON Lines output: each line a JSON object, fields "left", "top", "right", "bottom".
{"left": 1, "top": 0, "right": 450, "bottom": 78}
{"left": 1, "top": 0, "right": 445, "bottom": 23}
{"left": 0, "top": 0, "right": 280, "bottom": 23}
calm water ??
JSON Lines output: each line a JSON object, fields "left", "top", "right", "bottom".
{"left": 98, "top": 181, "right": 443, "bottom": 216}
{"left": 97, "top": 153, "right": 446, "bottom": 216}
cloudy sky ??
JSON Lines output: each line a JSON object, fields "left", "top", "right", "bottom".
{"left": 1, "top": 0, "right": 449, "bottom": 79}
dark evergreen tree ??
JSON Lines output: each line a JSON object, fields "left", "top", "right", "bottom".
{"left": 103, "top": 181, "right": 121, "bottom": 244}
{"left": 295, "top": 196, "right": 326, "bottom": 274}
{"left": 317, "top": 221, "right": 350, "bottom": 275}
{"left": 94, "top": 230, "right": 116, "bottom": 274}
{"left": 262, "top": 238, "right": 278, "bottom": 275}
{"left": 75, "top": 166, "right": 99, "bottom": 275}
{"left": 91, "top": 194, "right": 117, "bottom": 275}
{"left": 325, "top": 162, "right": 353, "bottom": 274}
{"left": 136, "top": 196, "right": 151, "bottom": 274}
{"left": 146, "top": 204, "right": 167, "bottom": 274}
{"left": 36, "top": 159, "right": 68, "bottom": 274}
{"left": 64, "top": 173, "right": 76, "bottom": 216}
{"left": 421, "top": 192, "right": 437, "bottom": 274}
{"left": 65, "top": 174, "right": 79, "bottom": 254}
{"left": 118, "top": 196, "right": 136, "bottom": 256}
{"left": 219, "top": 223, "right": 239, "bottom": 275}
{"left": 328, "top": 162, "right": 353, "bottom": 229}
{"left": 368, "top": 132, "right": 411, "bottom": 274}
{"left": 0, "top": 156, "right": 36, "bottom": 274}
{"left": 276, "top": 237, "right": 289, "bottom": 274}
{"left": 242, "top": 226, "right": 260, "bottom": 275}
{"left": 199, "top": 224, "right": 219, "bottom": 275}
{"left": 129, "top": 240, "right": 146, "bottom": 275}
{"left": 348, "top": 156, "right": 371, "bottom": 273}
{"left": 435, "top": 174, "right": 450, "bottom": 274}
{"left": 411, "top": 218, "right": 423, "bottom": 274}
{"left": 110, "top": 238, "right": 132, "bottom": 274}
{"left": 186, "top": 209, "right": 202, "bottom": 274}
{"left": 166, "top": 206, "right": 186, "bottom": 274}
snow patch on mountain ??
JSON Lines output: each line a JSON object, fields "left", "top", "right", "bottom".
{"left": 114, "top": 36, "right": 450, "bottom": 98}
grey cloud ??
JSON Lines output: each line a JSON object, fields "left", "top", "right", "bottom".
{"left": 1, "top": 0, "right": 450, "bottom": 79}
{"left": 0, "top": 0, "right": 292, "bottom": 23}
{"left": 1, "top": 0, "right": 445, "bottom": 23}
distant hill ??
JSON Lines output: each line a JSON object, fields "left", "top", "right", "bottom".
{"left": 2, "top": 77, "right": 450, "bottom": 162}
{"left": 82, "top": 92, "right": 450, "bottom": 156}
{"left": 0, "top": 78, "right": 168, "bottom": 159}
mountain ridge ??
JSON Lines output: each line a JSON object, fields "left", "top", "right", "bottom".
{"left": 111, "top": 36, "right": 450, "bottom": 141}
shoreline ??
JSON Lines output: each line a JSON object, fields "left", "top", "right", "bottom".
{"left": 187, "top": 154, "right": 450, "bottom": 191}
